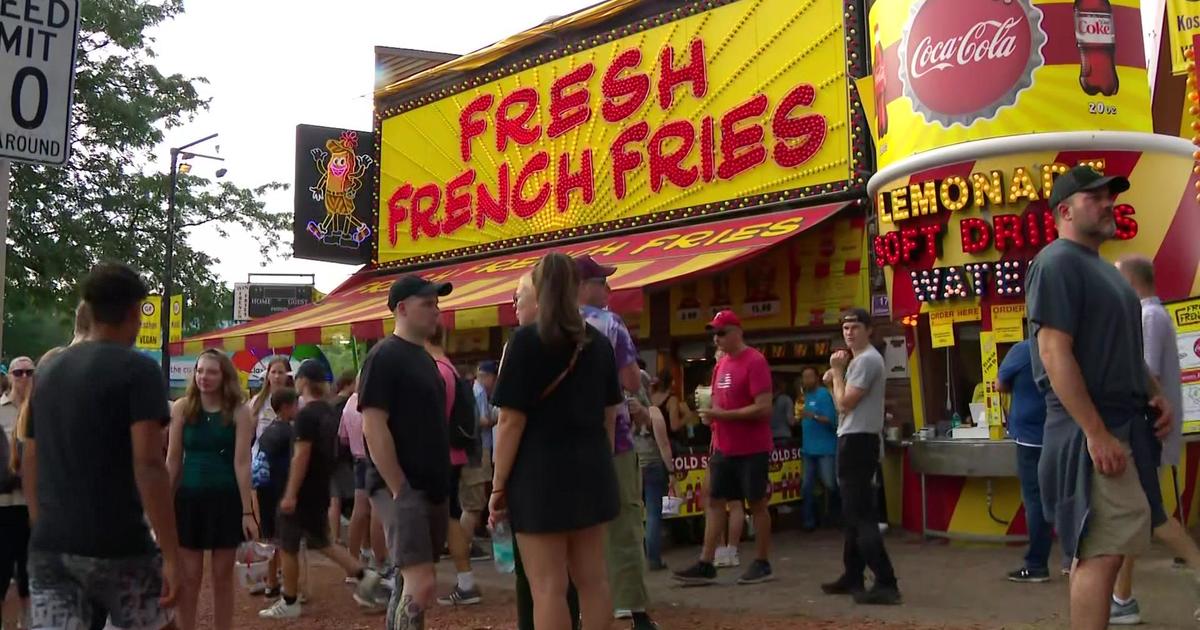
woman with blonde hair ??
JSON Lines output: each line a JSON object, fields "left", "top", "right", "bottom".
{"left": 250, "top": 357, "right": 291, "bottom": 444}
{"left": 167, "top": 349, "right": 258, "bottom": 630}
{"left": 491, "top": 253, "right": 623, "bottom": 630}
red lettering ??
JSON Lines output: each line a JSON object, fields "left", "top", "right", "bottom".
{"left": 387, "top": 184, "right": 413, "bottom": 246}
{"left": 899, "top": 228, "right": 921, "bottom": 262}
{"left": 960, "top": 218, "right": 991, "bottom": 253}
{"left": 513, "top": 151, "right": 550, "bottom": 219}
{"left": 718, "top": 94, "right": 768, "bottom": 180}
{"left": 459, "top": 94, "right": 493, "bottom": 162}
{"left": 648, "top": 120, "right": 698, "bottom": 193}
{"left": 611, "top": 122, "right": 649, "bottom": 200}
{"left": 1114, "top": 204, "right": 1138, "bottom": 240}
{"left": 556, "top": 149, "right": 595, "bottom": 213}
{"left": 1024, "top": 210, "right": 1044, "bottom": 247}
{"left": 919, "top": 223, "right": 943, "bottom": 260}
{"left": 548, "top": 63, "right": 595, "bottom": 138}
{"left": 443, "top": 169, "right": 475, "bottom": 235}
{"left": 872, "top": 234, "right": 890, "bottom": 267}
{"left": 601, "top": 48, "right": 649, "bottom": 123}
{"left": 658, "top": 38, "right": 707, "bottom": 110}
{"left": 992, "top": 214, "right": 1025, "bottom": 251}
{"left": 1043, "top": 210, "right": 1058, "bottom": 242}
{"left": 772, "top": 83, "right": 827, "bottom": 167}
{"left": 475, "top": 164, "right": 510, "bottom": 229}
{"left": 410, "top": 184, "right": 441, "bottom": 241}
{"left": 700, "top": 115, "right": 715, "bottom": 183}
{"left": 878, "top": 232, "right": 901, "bottom": 266}
{"left": 495, "top": 88, "right": 541, "bottom": 152}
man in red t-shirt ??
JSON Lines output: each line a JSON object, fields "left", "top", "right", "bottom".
{"left": 674, "top": 310, "right": 775, "bottom": 586}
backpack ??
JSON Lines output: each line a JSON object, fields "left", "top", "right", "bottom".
{"left": 439, "top": 359, "right": 481, "bottom": 459}
{"left": 0, "top": 429, "right": 19, "bottom": 494}
{"left": 251, "top": 448, "right": 271, "bottom": 489}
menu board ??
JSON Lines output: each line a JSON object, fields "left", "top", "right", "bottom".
{"left": 1167, "top": 298, "right": 1200, "bottom": 433}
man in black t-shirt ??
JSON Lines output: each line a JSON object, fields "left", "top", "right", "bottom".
{"left": 360, "top": 275, "right": 452, "bottom": 630}
{"left": 259, "top": 360, "right": 386, "bottom": 619}
{"left": 24, "top": 263, "right": 178, "bottom": 630}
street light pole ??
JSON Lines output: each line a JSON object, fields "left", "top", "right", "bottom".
{"left": 162, "top": 133, "right": 219, "bottom": 383}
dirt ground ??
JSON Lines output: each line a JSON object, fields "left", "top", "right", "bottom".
{"left": 187, "top": 527, "right": 1200, "bottom": 629}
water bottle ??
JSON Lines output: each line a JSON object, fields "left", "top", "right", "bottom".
{"left": 492, "top": 521, "right": 516, "bottom": 574}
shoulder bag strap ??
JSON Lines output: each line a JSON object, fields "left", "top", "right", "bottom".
{"left": 539, "top": 342, "right": 584, "bottom": 401}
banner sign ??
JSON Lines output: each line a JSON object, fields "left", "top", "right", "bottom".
{"left": 665, "top": 447, "right": 804, "bottom": 519}
{"left": 294, "top": 125, "right": 374, "bottom": 264}
{"left": 1167, "top": 297, "right": 1200, "bottom": 433}
{"left": 376, "top": 0, "right": 856, "bottom": 265}
{"left": 1168, "top": 0, "right": 1200, "bottom": 75}
{"left": 868, "top": 0, "right": 1151, "bottom": 170}
{"left": 871, "top": 148, "right": 1200, "bottom": 318}
{"left": 137, "top": 296, "right": 161, "bottom": 350}
{"left": 169, "top": 294, "right": 183, "bottom": 343}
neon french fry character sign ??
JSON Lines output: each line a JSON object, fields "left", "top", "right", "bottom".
{"left": 293, "top": 125, "right": 375, "bottom": 264}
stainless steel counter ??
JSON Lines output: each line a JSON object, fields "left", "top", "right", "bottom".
{"left": 908, "top": 438, "right": 1019, "bottom": 478}
{"left": 903, "top": 437, "right": 1025, "bottom": 543}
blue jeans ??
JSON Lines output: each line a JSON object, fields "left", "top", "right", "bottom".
{"left": 1017, "top": 444, "right": 1052, "bottom": 571}
{"left": 642, "top": 462, "right": 668, "bottom": 567}
{"left": 802, "top": 454, "right": 837, "bottom": 529}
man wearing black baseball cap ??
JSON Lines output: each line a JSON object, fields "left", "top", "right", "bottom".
{"left": 821, "top": 307, "right": 899, "bottom": 605}
{"left": 359, "top": 275, "right": 454, "bottom": 629}
{"left": 1028, "top": 165, "right": 1173, "bottom": 628}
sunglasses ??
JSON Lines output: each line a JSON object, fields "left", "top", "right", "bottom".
{"left": 10, "top": 369, "right": 34, "bottom": 377}
{"left": 713, "top": 328, "right": 729, "bottom": 337}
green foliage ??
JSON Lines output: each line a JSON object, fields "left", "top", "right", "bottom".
{"left": 3, "top": 0, "right": 289, "bottom": 359}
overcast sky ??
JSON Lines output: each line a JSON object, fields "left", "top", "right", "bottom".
{"left": 149, "top": 0, "right": 596, "bottom": 293}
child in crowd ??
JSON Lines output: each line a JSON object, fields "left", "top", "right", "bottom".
{"left": 252, "top": 387, "right": 299, "bottom": 598}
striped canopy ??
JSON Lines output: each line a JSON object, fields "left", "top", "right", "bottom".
{"left": 174, "top": 201, "right": 849, "bottom": 355}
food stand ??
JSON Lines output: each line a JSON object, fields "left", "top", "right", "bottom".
{"left": 177, "top": 0, "right": 882, "bottom": 518}
{"left": 865, "top": 0, "right": 1200, "bottom": 540}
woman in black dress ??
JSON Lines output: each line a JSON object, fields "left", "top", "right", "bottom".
{"left": 490, "top": 252, "right": 623, "bottom": 630}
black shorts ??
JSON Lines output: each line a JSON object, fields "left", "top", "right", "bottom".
{"left": 276, "top": 505, "right": 330, "bottom": 554}
{"left": 354, "top": 458, "right": 368, "bottom": 491}
{"left": 708, "top": 450, "right": 770, "bottom": 502}
{"left": 255, "top": 487, "right": 281, "bottom": 541}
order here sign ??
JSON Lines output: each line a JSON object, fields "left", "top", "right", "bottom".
{"left": 0, "top": 0, "right": 80, "bottom": 166}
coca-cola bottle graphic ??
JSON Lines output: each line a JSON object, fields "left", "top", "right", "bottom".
{"left": 1075, "top": 0, "right": 1119, "bottom": 96}
{"left": 873, "top": 24, "right": 889, "bottom": 137}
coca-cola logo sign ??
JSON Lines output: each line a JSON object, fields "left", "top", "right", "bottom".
{"left": 898, "top": 0, "right": 1046, "bottom": 128}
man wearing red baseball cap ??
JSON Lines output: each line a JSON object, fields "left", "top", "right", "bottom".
{"left": 674, "top": 309, "right": 775, "bottom": 586}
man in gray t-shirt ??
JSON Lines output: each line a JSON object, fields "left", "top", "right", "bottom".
{"left": 1026, "top": 166, "right": 1172, "bottom": 629}
{"left": 837, "top": 344, "right": 886, "bottom": 437}
{"left": 821, "top": 308, "right": 898, "bottom": 606}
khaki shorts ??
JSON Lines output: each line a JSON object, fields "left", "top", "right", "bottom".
{"left": 1078, "top": 446, "right": 1152, "bottom": 559}
{"left": 459, "top": 449, "right": 492, "bottom": 513}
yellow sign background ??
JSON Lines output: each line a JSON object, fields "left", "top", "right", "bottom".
{"left": 1168, "top": 0, "right": 1200, "bottom": 75}
{"left": 378, "top": 0, "right": 851, "bottom": 264}
{"left": 169, "top": 295, "right": 184, "bottom": 343}
{"left": 869, "top": 0, "right": 1151, "bottom": 170}
{"left": 138, "top": 296, "right": 161, "bottom": 350}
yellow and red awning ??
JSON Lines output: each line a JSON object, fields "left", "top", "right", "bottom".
{"left": 175, "top": 202, "right": 849, "bottom": 355}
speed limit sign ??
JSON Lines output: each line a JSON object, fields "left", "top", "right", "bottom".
{"left": 0, "top": 0, "right": 80, "bottom": 166}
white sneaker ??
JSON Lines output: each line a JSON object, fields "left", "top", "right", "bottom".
{"left": 259, "top": 598, "right": 301, "bottom": 619}
{"left": 878, "top": 522, "right": 889, "bottom": 533}
{"left": 354, "top": 569, "right": 388, "bottom": 610}
{"left": 614, "top": 609, "right": 633, "bottom": 619}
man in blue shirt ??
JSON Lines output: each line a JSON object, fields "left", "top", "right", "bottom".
{"left": 798, "top": 366, "right": 838, "bottom": 531}
{"left": 998, "top": 339, "right": 1050, "bottom": 583}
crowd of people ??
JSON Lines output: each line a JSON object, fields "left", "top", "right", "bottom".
{"left": 0, "top": 164, "right": 1193, "bottom": 630}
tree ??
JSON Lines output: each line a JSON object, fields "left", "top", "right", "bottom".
{"left": 2, "top": 0, "right": 289, "bottom": 359}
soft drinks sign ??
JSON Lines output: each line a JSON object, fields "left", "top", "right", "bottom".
{"left": 869, "top": 0, "right": 1150, "bottom": 169}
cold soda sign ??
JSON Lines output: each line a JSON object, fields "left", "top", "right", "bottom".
{"left": 869, "top": 0, "right": 1150, "bottom": 169}
{"left": 0, "top": 0, "right": 80, "bottom": 166}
